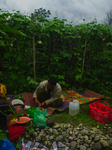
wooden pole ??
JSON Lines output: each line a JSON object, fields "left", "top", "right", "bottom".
{"left": 31, "top": 13, "right": 36, "bottom": 81}
{"left": 82, "top": 38, "right": 87, "bottom": 76}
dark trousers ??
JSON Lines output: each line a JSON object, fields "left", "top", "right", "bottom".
{"left": 37, "top": 89, "right": 63, "bottom": 107}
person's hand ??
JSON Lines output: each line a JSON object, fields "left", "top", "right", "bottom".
{"left": 34, "top": 98, "right": 39, "bottom": 104}
{"left": 34, "top": 98, "right": 42, "bottom": 107}
{"left": 41, "top": 102, "right": 46, "bottom": 108}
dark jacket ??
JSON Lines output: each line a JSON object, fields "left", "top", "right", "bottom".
{"left": 0, "top": 100, "right": 15, "bottom": 131}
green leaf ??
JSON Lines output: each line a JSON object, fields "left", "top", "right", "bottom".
{"left": 106, "top": 42, "right": 112, "bottom": 46}
{"left": 16, "top": 11, "right": 20, "bottom": 13}
{"left": 15, "top": 94, "right": 24, "bottom": 99}
{"left": 63, "top": 94, "right": 69, "bottom": 97}
{"left": 53, "top": 56, "right": 62, "bottom": 61}
{"left": 77, "top": 36, "right": 81, "bottom": 38}
{"left": 0, "top": 40, "right": 5, "bottom": 46}
{"left": 13, "top": 17, "right": 25, "bottom": 22}
{"left": 38, "top": 40, "right": 42, "bottom": 44}
{"left": 0, "top": 132, "right": 7, "bottom": 140}
{"left": 6, "top": 97, "right": 10, "bottom": 100}
{"left": 0, "top": 30, "right": 9, "bottom": 39}
{"left": 0, "top": 17, "right": 6, "bottom": 21}
{"left": 60, "top": 51, "right": 72, "bottom": 60}
{"left": 81, "top": 44, "right": 85, "bottom": 48}
{"left": 41, "top": 33, "right": 49, "bottom": 37}
{"left": 27, "top": 76, "right": 39, "bottom": 85}
{"left": 75, "top": 74, "right": 82, "bottom": 81}
{"left": 73, "top": 47, "right": 77, "bottom": 50}
{"left": 59, "top": 81, "right": 66, "bottom": 85}
{"left": 29, "top": 129, "right": 34, "bottom": 134}
{"left": 2, "top": 26, "right": 27, "bottom": 37}
{"left": 12, "top": 113, "right": 17, "bottom": 119}
{"left": 58, "top": 75, "right": 65, "bottom": 79}
{"left": 14, "top": 65, "right": 19, "bottom": 70}
{"left": 10, "top": 74, "right": 18, "bottom": 80}
{"left": 50, "top": 74, "right": 57, "bottom": 78}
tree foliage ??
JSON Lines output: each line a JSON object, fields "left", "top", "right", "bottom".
{"left": 0, "top": 8, "right": 112, "bottom": 96}
{"left": 34, "top": 8, "right": 51, "bottom": 21}
{"left": 104, "top": 10, "right": 112, "bottom": 26}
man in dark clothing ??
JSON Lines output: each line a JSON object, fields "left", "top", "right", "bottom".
{"left": 33, "top": 77, "right": 64, "bottom": 108}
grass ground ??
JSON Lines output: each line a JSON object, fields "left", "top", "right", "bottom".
{"left": 47, "top": 98, "right": 112, "bottom": 134}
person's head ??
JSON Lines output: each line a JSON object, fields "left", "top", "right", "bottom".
{"left": 14, "top": 105, "right": 23, "bottom": 111}
{"left": 11, "top": 99, "right": 25, "bottom": 111}
{"left": 47, "top": 77, "right": 57, "bottom": 91}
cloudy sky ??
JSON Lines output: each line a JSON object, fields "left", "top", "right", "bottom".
{"left": 0, "top": 0, "right": 112, "bottom": 24}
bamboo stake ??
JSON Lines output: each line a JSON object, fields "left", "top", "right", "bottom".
{"left": 82, "top": 38, "right": 87, "bottom": 77}
{"left": 31, "top": 13, "right": 36, "bottom": 81}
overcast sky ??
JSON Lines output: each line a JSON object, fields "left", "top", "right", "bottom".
{"left": 0, "top": 0, "right": 112, "bottom": 24}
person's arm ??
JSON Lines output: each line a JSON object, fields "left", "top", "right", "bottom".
{"left": 33, "top": 81, "right": 47, "bottom": 101}
{"left": 33, "top": 82, "right": 46, "bottom": 105}
{"left": 1, "top": 101, "right": 16, "bottom": 114}
{"left": 33, "top": 86, "right": 40, "bottom": 104}
{"left": 33, "top": 87, "right": 38, "bottom": 100}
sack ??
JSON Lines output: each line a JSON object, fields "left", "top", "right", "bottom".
{"left": 33, "top": 107, "right": 47, "bottom": 128}
{"left": 26, "top": 107, "right": 49, "bottom": 118}
{"left": 35, "top": 107, "right": 47, "bottom": 116}
{"left": 0, "top": 139, "right": 16, "bottom": 150}
{"left": 26, "top": 107, "right": 36, "bottom": 118}
{"left": 20, "top": 139, "right": 69, "bottom": 150}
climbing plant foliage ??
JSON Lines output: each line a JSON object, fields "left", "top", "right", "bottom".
{"left": 0, "top": 9, "right": 112, "bottom": 95}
